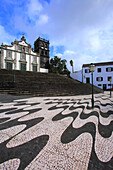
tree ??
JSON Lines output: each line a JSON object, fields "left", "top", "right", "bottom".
{"left": 70, "top": 60, "right": 74, "bottom": 73}
{"left": 49, "top": 56, "right": 70, "bottom": 76}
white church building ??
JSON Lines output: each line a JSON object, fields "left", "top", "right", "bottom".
{"left": 70, "top": 61, "right": 113, "bottom": 90}
{"left": 0, "top": 35, "right": 49, "bottom": 73}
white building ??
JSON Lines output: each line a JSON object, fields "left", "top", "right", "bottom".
{"left": 70, "top": 62, "right": 113, "bottom": 90}
{"left": 0, "top": 35, "right": 49, "bottom": 73}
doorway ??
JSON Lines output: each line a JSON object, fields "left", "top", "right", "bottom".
{"left": 20, "top": 63, "right": 26, "bottom": 71}
{"left": 86, "top": 77, "right": 90, "bottom": 83}
{"left": 6, "top": 62, "right": 12, "bottom": 70}
{"left": 103, "top": 84, "right": 106, "bottom": 90}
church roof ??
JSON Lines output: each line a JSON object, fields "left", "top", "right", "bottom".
{"left": 1, "top": 35, "right": 31, "bottom": 48}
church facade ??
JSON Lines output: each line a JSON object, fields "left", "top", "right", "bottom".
{"left": 0, "top": 35, "right": 49, "bottom": 73}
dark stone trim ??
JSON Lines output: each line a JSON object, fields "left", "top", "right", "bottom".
{"left": 5, "top": 58, "right": 14, "bottom": 62}
{"left": 19, "top": 60, "right": 27, "bottom": 63}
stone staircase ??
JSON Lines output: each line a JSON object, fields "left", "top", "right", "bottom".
{"left": 0, "top": 69, "right": 103, "bottom": 96}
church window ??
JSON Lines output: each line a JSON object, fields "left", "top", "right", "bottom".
{"left": 21, "top": 54, "right": 26, "bottom": 60}
{"left": 33, "top": 65, "right": 37, "bottom": 72}
{"left": 18, "top": 46, "right": 22, "bottom": 51}
{"left": 7, "top": 51, "right": 12, "bottom": 58}
{"left": 26, "top": 47, "right": 29, "bottom": 53}
{"left": 20, "top": 63, "right": 26, "bottom": 71}
{"left": 6, "top": 62, "right": 12, "bottom": 70}
{"left": 34, "top": 56, "right": 37, "bottom": 63}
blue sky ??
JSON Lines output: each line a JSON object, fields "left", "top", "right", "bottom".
{"left": 1, "top": 0, "right": 113, "bottom": 71}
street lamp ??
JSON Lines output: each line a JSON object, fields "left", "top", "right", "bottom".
{"left": 109, "top": 77, "right": 112, "bottom": 98}
{"left": 89, "top": 63, "right": 95, "bottom": 109}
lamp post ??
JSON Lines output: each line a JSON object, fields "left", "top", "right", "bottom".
{"left": 89, "top": 63, "right": 95, "bottom": 109}
{"left": 109, "top": 77, "right": 112, "bottom": 98}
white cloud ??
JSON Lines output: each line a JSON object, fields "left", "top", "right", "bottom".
{"left": 37, "top": 14, "right": 48, "bottom": 25}
{"left": 42, "top": 0, "right": 113, "bottom": 71}
{"left": 0, "top": 25, "right": 15, "bottom": 45}
{"left": 27, "top": 0, "right": 43, "bottom": 20}
{"left": 1, "top": 0, "right": 113, "bottom": 71}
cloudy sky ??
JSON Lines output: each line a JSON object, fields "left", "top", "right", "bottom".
{"left": 0, "top": 0, "right": 113, "bottom": 71}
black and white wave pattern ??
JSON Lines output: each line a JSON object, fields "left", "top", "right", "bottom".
{"left": 0, "top": 92, "right": 113, "bottom": 169}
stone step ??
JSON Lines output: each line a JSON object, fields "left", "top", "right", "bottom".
{"left": 0, "top": 69, "right": 103, "bottom": 96}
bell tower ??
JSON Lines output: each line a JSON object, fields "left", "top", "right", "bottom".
{"left": 34, "top": 37, "right": 49, "bottom": 69}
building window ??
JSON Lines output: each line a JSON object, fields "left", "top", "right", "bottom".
{"left": 98, "top": 84, "right": 101, "bottom": 86}
{"left": 97, "top": 68, "right": 101, "bottom": 72}
{"left": 108, "top": 84, "right": 113, "bottom": 87}
{"left": 21, "top": 54, "right": 26, "bottom": 60}
{"left": 45, "top": 51, "right": 47, "bottom": 55}
{"left": 33, "top": 65, "right": 37, "bottom": 72}
{"left": 6, "top": 62, "right": 12, "bottom": 70}
{"left": 20, "top": 63, "right": 26, "bottom": 71}
{"left": 96, "top": 77, "right": 103, "bottom": 81}
{"left": 34, "top": 56, "right": 37, "bottom": 63}
{"left": 85, "top": 69, "right": 90, "bottom": 73}
{"left": 26, "top": 47, "right": 28, "bottom": 52}
{"left": 18, "top": 46, "right": 22, "bottom": 51}
{"left": 108, "top": 76, "right": 112, "bottom": 81}
{"left": 106, "top": 67, "right": 113, "bottom": 72}
{"left": 7, "top": 51, "right": 12, "bottom": 58}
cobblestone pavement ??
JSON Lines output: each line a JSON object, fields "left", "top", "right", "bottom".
{"left": 0, "top": 92, "right": 113, "bottom": 170}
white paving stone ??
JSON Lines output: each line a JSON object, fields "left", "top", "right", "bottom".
{"left": 0, "top": 92, "right": 112, "bottom": 169}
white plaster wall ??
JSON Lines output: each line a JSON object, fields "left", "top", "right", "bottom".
{"left": 40, "top": 68, "right": 48, "bottom": 73}
{"left": 37, "top": 57, "right": 40, "bottom": 72}
{"left": 19, "top": 41, "right": 28, "bottom": 47}
{"left": 12, "top": 51, "right": 14, "bottom": 69}
{"left": 1, "top": 42, "right": 48, "bottom": 73}
{"left": 3, "top": 50, "right": 6, "bottom": 68}
{"left": 30, "top": 56, "right": 40, "bottom": 72}
{"left": 70, "top": 65, "right": 113, "bottom": 90}
{"left": 83, "top": 67, "right": 90, "bottom": 84}
{"left": 7, "top": 46, "right": 15, "bottom": 50}
{"left": 31, "top": 50, "right": 37, "bottom": 55}
{"left": 70, "top": 70, "right": 82, "bottom": 82}
{"left": 26, "top": 54, "right": 29, "bottom": 71}
{"left": 83, "top": 65, "right": 113, "bottom": 89}
{"left": 31, "top": 55, "right": 33, "bottom": 71}
{"left": 16, "top": 53, "right": 21, "bottom": 70}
